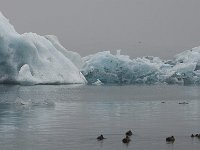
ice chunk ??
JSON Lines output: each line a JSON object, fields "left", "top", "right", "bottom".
{"left": 81, "top": 51, "right": 161, "bottom": 84}
{"left": 92, "top": 79, "right": 103, "bottom": 85}
{"left": 15, "top": 97, "right": 32, "bottom": 108}
{"left": 0, "top": 12, "right": 86, "bottom": 85}
{"left": 15, "top": 97, "right": 55, "bottom": 108}
{"left": 81, "top": 48, "right": 200, "bottom": 85}
{"left": 116, "top": 49, "right": 121, "bottom": 56}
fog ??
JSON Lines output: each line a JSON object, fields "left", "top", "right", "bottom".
{"left": 1, "top": 0, "right": 200, "bottom": 59}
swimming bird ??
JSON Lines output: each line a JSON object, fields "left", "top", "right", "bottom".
{"left": 126, "top": 130, "right": 133, "bottom": 136}
{"left": 166, "top": 136, "right": 175, "bottom": 143}
{"left": 178, "top": 102, "right": 189, "bottom": 104}
{"left": 191, "top": 134, "right": 195, "bottom": 138}
{"left": 122, "top": 135, "right": 131, "bottom": 144}
{"left": 97, "top": 134, "right": 105, "bottom": 141}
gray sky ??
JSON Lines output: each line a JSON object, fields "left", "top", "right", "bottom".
{"left": 1, "top": 0, "right": 200, "bottom": 59}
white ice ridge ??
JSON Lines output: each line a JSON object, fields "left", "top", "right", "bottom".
{"left": 0, "top": 12, "right": 86, "bottom": 85}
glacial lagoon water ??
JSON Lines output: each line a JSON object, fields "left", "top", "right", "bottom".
{"left": 0, "top": 84, "right": 200, "bottom": 150}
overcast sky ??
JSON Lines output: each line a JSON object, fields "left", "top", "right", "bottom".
{"left": 0, "top": 0, "right": 200, "bottom": 59}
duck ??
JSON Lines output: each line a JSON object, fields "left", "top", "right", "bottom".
{"left": 97, "top": 134, "right": 105, "bottom": 141}
{"left": 122, "top": 135, "right": 131, "bottom": 144}
{"left": 126, "top": 130, "right": 133, "bottom": 136}
{"left": 166, "top": 136, "right": 175, "bottom": 142}
{"left": 191, "top": 134, "right": 195, "bottom": 138}
{"left": 178, "top": 102, "right": 189, "bottom": 104}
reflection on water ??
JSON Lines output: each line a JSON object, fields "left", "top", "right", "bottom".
{"left": 0, "top": 85, "right": 200, "bottom": 150}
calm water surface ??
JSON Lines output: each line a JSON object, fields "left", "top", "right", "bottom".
{"left": 0, "top": 85, "right": 200, "bottom": 150}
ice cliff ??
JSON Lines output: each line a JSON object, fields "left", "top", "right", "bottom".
{"left": 0, "top": 12, "right": 86, "bottom": 85}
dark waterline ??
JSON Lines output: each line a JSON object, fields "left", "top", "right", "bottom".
{"left": 0, "top": 84, "right": 200, "bottom": 150}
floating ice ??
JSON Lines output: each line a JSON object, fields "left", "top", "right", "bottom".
{"left": 15, "top": 97, "right": 55, "bottom": 108}
{"left": 0, "top": 12, "right": 86, "bottom": 85}
{"left": 15, "top": 97, "right": 32, "bottom": 108}
{"left": 81, "top": 48, "right": 200, "bottom": 85}
{"left": 1, "top": 11, "right": 200, "bottom": 85}
{"left": 92, "top": 79, "right": 103, "bottom": 85}
{"left": 81, "top": 51, "right": 162, "bottom": 84}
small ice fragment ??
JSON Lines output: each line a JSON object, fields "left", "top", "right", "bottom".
{"left": 15, "top": 97, "right": 32, "bottom": 106}
{"left": 116, "top": 49, "right": 121, "bottom": 56}
{"left": 92, "top": 79, "right": 103, "bottom": 85}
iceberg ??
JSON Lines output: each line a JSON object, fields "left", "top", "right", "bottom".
{"left": 81, "top": 48, "right": 200, "bottom": 85}
{"left": 81, "top": 51, "right": 162, "bottom": 84}
{"left": 0, "top": 12, "right": 86, "bottom": 85}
